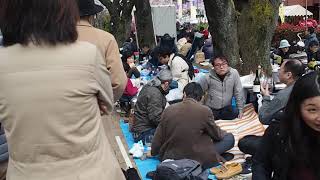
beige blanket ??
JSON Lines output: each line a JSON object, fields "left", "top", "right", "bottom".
{"left": 216, "top": 104, "right": 266, "bottom": 163}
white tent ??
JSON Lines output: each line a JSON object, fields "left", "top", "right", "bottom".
{"left": 284, "top": 5, "right": 313, "bottom": 17}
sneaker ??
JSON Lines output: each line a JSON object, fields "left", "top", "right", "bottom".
{"left": 129, "top": 141, "right": 144, "bottom": 155}
{"left": 240, "top": 157, "right": 252, "bottom": 175}
{"left": 129, "top": 143, "right": 140, "bottom": 155}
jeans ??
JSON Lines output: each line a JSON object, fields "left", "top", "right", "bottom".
{"left": 213, "top": 133, "right": 235, "bottom": 154}
{"left": 238, "top": 135, "right": 262, "bottom": 156}
{"left": 204, "top": 133, "right": 235, "bottom": 169}
{"left": 133, "top": 129, "right": 156, "bottom": 145}
{"left": 211, "top": 105, "right": 239, "bottom": 120}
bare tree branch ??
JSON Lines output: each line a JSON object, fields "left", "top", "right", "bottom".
{"left": 100, "top": 0, "right": 113, "bottom": 10}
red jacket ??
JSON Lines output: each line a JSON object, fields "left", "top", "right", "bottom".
{"left": 124, "top": 79, "right": 138, "bottom": 96}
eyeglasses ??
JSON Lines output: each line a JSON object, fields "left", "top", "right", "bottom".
{"left": 214, "top": 62, "right": 228, "bottom": 68}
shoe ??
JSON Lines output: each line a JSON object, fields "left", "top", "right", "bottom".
{"left": 146, "top": 171, "right": 156, "bottom": 179}
{"left": 129, "top": 141, "right": 144, "bottom": 155}
{"left": 240, "top": 158, "right": 252, "bottom": 175}
{"left": 210, "top": 162, "right": 238, "bottom": 174}
{"left": 213, "top": 163, "right": 243, "bottom": 179}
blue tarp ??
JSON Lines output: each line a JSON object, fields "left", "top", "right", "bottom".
{"left": 119, "top": 120, "right": 217, "bottom": 180}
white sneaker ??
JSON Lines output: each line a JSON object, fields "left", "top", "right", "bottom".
{"left": 132, "top": 148, "right": 144, "bottom": 158}
{"left": 129, "top": 141, "right": 144, "bottom": 155}
{"left": 129, "top": 143, "right": 140, "bottom": 155}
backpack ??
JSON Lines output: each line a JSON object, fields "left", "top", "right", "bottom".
{"left": 173, "top": 54, "right": 195, "bottom": 80}
{"left": 154, "top": 159, "right": 209, "bottom": 180}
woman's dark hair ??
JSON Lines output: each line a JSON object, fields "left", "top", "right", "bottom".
{"left": 283, "top": 72, "right": 320, "bottom": 176}
{"left": 158, "top": 46, "right": 172, "bottom": 58}
{"left": 121, "top": 50, "right": 134, "bottom": 63}
{"left": 0, "top": 0, "right": 79, "bottom": 47}
{"left": 183, "top": 82, "right": 204, "bottom": 102}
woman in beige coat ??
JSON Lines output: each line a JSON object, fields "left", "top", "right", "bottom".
{"left": 0, "top": 0, "right": 125, "bottom": 179}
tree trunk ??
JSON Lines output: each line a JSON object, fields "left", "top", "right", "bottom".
{"left": 110, "top": 15, "right": 132, "bottom": 46}
{"left": 100, "top": 0, "right": 135, "bottom": 46}
{"left": 203, "top": 0, "right": 240, "bottom": 67}
{"left": 237, "top": 0, "right": 280, "bottom": 74}
{"left": 203, "top": 0, "right": 280, "bottom": 75}
{"left": 135, "top": 0, "right": 156, "bottom": 49}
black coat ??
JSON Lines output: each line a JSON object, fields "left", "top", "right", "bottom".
{"left": 253, "top": 123, "right": 320, "bottom": 180}
{"left": 307, "top": 49, "right": 320, "bottom": 63}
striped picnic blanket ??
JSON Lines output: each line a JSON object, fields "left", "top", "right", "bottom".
{"left": 215, "top": 104, "right": 266, "bottom": 163}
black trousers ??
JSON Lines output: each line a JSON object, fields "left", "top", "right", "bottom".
{"left": 211, "top": 105, "right": 239, "bottom": 120}
{"left": 238, "top": 135, "right": 262, "bottom": 156}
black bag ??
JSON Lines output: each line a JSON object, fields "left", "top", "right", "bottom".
{"left": 153, "top": 159, "right": 209, "bottom": 180}
{"left": 174, "top": 54, "right": 195, "bottom": 79}
{"left": 122, "top": 168, "right": 141, "bottom": 180}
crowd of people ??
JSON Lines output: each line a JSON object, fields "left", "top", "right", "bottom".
{"left": 271, "top": 27, "right": 320, "bottom": 70}
{"left": 0, "top": 0, "right": 319, "bottom": 180}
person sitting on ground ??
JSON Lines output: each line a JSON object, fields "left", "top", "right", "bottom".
{"left": 271, "top": 39, "right": 291, "bottom": 65}
{"left": 132, "top": 69, "right": 173, "bottom": 143}
{"left": 158, "top": 46, "right": 192, "bottom": 91}
{"left": 119, "top": 78, "right": 139, "bottom": 116}
{"left": 199, "top": 56, "right": 244, "bottom": 120}
{"left": 304, "top": 27, "right": 319, "bottom": 52}
{"left": 259, "top": 59, "right": 304, "bottom": 125}
{"left": 179, "top": 32, "right": 193, "bottom": 57}
{"left": 238, "top": 59, "right": 304, "bottom": 159}
{"left": 202, "top": 37, "right": 214, "bottom": 60}
{"left": 139, "top": 44, "right": 153, "bottom": 63}
{"left": 307, "top": 40, "right": 320, "bottom": 70}
{"left": 151, "top": 82, "right": 235, "bottom": 169}
{"left": 177, "top": 32, "right": 193, "bottom": 51}
{"left": 253, "top": 71, "right": 320, "bottom": 179}
{"left": 200, "top": 26, "right": 209, "bottom": 39}
{"left": 122, "top": 51, "right": 140, "bottom": 78}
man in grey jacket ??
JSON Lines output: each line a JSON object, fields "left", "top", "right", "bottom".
{"left": 199, "top": 56, "right": 244, "bottom": 120}
{"left": 132, "top": 69, "right": 173, "bottom": 143}
{"left": 258, "top": 59, "right": 304, "bottom": 125}
{"left": 238, "top": 59, "right": 304, "bottom": 160}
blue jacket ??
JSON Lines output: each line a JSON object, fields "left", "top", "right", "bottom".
{"left": 305, "top": 33, "right": 319, "bottom": 50}
{"left": 0, "top": 125, "right": 8, "bottom": 162}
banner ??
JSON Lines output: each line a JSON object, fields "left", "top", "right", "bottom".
{"left": 279, "top": 3, "right": 285, "bottom": 23}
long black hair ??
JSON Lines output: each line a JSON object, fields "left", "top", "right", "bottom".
{"left": 282, "top": 71, "right": 320, "bottom": 176}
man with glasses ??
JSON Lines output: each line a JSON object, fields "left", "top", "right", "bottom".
{"left": 199, "top": 56, "right": 244, "bottom": 120}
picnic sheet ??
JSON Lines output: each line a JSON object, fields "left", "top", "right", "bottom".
{"left": 119, "top": 104, "right": 265, "bottom": 179}
{"left": 216, "top": 104, "right": 267, "bottom": 163}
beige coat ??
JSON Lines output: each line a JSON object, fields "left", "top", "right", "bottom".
{"left": 77, "top": 20, "right": 127, "bottom": 101}
{"left": 0, "top": 42, "right": 125, "bottom": 180}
